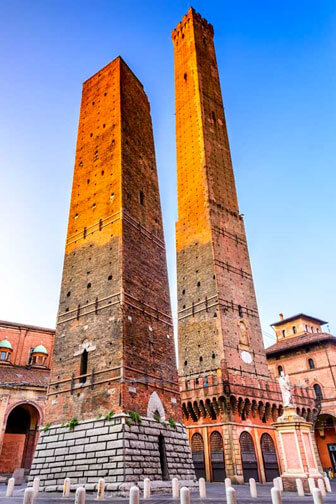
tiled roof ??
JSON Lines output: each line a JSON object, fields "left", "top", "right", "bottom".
{"left": 0, "top": 365, "right": 50, "bottom": 388}
{"left": 266, "top": 332, "right": 336, "bottom": 357}
{"left": 271, "top": 313, "right": 327, "bottom": 327}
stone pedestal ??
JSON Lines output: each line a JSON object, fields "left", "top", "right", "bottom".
{"left": 28, "top": 414, "right": 197, "bottom": 495}
{"left": 273, "top": 408, "right": 322, "bottom": 491}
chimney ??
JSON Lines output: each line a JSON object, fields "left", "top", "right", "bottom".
{"left": 279, "top": 313, "right": 284, "bottom": 321}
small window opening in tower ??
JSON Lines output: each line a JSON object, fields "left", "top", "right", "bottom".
{"left": 199, "top": 356, "right": 203, "bottom": 362}
{"left": 83, "top": 227, "right": 87, "bottom": 239}
{"left": 101, "top": 170, "right": 104, "bottom": 175}
{"left": 184, "top": 360, "right": 187, "bottom": 366}
{"left": 139, "top": 191, "right": 144, "bottom": 205}
{"left": 80, "top": 350, "right": 88, "bottom": 384}
{"left": 87, "top": 282, "right": 91, "bottom": 289}
{"left": 158, "top": 434, "right": 169, "bottom": 480}
{"left": 238, "top": 305, "right": 243, "bottom": 317}
{"left": 184, "top": 73, "right": 187, "bottom": 81}
{"left": 197, "top": 281, "right": 201, "bottom": 287}
{"left": 108, "top": 275, "right": 112, "bottom": 280}
{"left": 212, "top": 353, "right": 215, "bottom": 359}
{"left": 67, "top": 291, "right": 71, "bottom": 297}
{"left": 278, "top": 365, "right": 283, "bottom": 376}
{"left": 282, "top": 329, "right": 286, "bottom": 337}
{"left": 182, "top": 289, "right": 185, "bottom": 295}
{"left": 292, "top": 326, "right": 297, "bottom": 334}
{"left": 308, "top": 358, "right": 315, "bottom": 370}
{"left": 212, "top": 111, "right": 216, "bottom": 122}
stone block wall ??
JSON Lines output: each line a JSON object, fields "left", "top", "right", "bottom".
{"left": 29, "top": 414, "right": 196, "bottom": 494}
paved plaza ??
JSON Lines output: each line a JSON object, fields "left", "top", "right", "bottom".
{"left": 1, "top": 482, "right": 335, "bottom": 503}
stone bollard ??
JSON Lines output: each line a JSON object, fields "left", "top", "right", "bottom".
{"left": 296, "top": 478, "right": 304, "bottom": 497}
{"left": 249, "top": 478, "right": 257, "bottom": 498}
{"left": 199, "top": 478, "right": 206, "bottom": 498}
{"left": 143, "top": 478, "right": 151, "bottom": 499}
{"left": 308, "top": 477, "right": 316, "bottom": 494}
{"left": 75, "top": 487, "right": 86, "bottom": 504}
{"left": 6, "top": 477, "right": 15, "bottom": 497}
{"left": 271, "top": 487, "right": 281, "bottom": 504}
{"left": 225, "top": 477, "right": 232, "bottom": 487}
{"left": 324, "top": 476, "right": 331, "bottom": 493}
{"left": 172, "top": 478, "right": 179, "bottom": 499}
{"left": 32, "top": 477, "right": 40, "bottom": 497}
{"left": 317, "top": 479, "right": 326, "bottom": 497}
{"left": 277, "top": 477, "right": 283, "bottom": 492}
{"left": 226, "top": 487, "right": 236, "bottom": 504}
{"left": 63, "top": 477, "right": 71, "bottom": 498}
{"left": 130, "top": 486, "right": 140, "bottom": 504}
{"left": 312, "top": 488, "right": 323, "bottom": 504}
{"left": 180, "top": 487, "right": 190, "bottom": 504}
{"left": 23, "top": 488, "right": 35, "bottom": 504}
{"left": 273, "top": 478, "right": 280, "bottom": 490}
{"left": 96, "top": 478, "right": 105, "bottom": 501}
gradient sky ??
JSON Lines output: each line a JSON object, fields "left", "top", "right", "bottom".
{"left": 0, "top": 0, "right": 335, "bottom": 348}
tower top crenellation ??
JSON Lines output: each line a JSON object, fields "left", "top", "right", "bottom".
{"left": 171, "top": 7, "right": 214, "bottom": 41}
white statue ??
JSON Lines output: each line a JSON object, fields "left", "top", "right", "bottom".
{"left": 279, "top": 371, "right": 293, "bottom": 408}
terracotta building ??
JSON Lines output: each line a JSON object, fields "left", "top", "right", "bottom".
{"left": 266, "top": 313, "right": 336, "bottom": 474}
{"left": 172, "top": 8, "right": 318, "bottom": 483}
{"left": 0, "top": 320, "right": 54, "bottom": 474}
{"left": 30, "top": 56, "right": 195, "bottom": 492}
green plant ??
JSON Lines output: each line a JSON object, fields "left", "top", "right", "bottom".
{"left": 125, "top": 418, "right": 132, "bottom": 427}
{"left": 69, "top": 417, "right": 79, "bottom": 430}
{"left": 105, "top": 410, "right": 115, "bottom": 420}
{"left": 96, "top": 414, "right": 102, "bottom": 419}
{"left": 43, "top": 423, "right": 51, "bottom": 433}
{"left": 153, "top": 412, "right": 161, "bottom": 423}
{"left": 168, "top": 418, "right": 177, "bottom": 429}
{"left": 128, "top": 410, "right": 141, "bottom": 424}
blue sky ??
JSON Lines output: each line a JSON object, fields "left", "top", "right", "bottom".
{"left": 0, "top": 1, "right": 335, "bottom": 347}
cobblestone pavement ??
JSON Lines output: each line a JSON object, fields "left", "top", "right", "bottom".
{"left": 0, "top": 482, "right": 335, "bottom": 503}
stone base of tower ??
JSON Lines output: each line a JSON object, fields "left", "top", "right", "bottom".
{"left": 28, "top": 414, "right": 197, "bottom": 494}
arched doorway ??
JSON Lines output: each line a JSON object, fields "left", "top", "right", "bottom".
{"left": 240, "top": 431, "right": 259, "bottom": 482}
{"left": 210, "top": 431, "right": 226, "bottom": 481}
{"left": 315, "top": 414, "right": 336, "bottom": 474}
{"left": 260, "top": 433, "right": 279, "bottom": 481}
{"left": 0, "top": 403, "right": 40, "bottom": 473}
{"left": 191, "top": 433, "right": 206, "bottom": 479}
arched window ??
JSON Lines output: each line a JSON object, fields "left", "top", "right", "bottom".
{"left": 308, "top": 358, "right": 315, "bottom": 370}
{"left": 292, "top": 326, "right": 297, "bottom": 334}
{"left": 278, "top": 365, "right": 283, "bottom": 376}
{"left": 314, "top": 384, "right": 323, "bottom": 400}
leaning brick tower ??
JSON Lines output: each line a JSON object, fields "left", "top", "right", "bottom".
{"left": 30, "top": 57, "right": 196, "bottom": 492}
{"left": 173, "top": 9, "right": 269, "bottom": 384}
{"left": 172, "top": 9, "right": 286, "bottom": 483}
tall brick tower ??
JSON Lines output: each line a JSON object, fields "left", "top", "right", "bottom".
{"left": 173, "top": 9, "right": 269, "bottom": 384}
{"left": 171, "top": 9, "right": 293, "bottom": 484}
{"left": 30, "top": 57, "right": 196, "bottom": 491}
